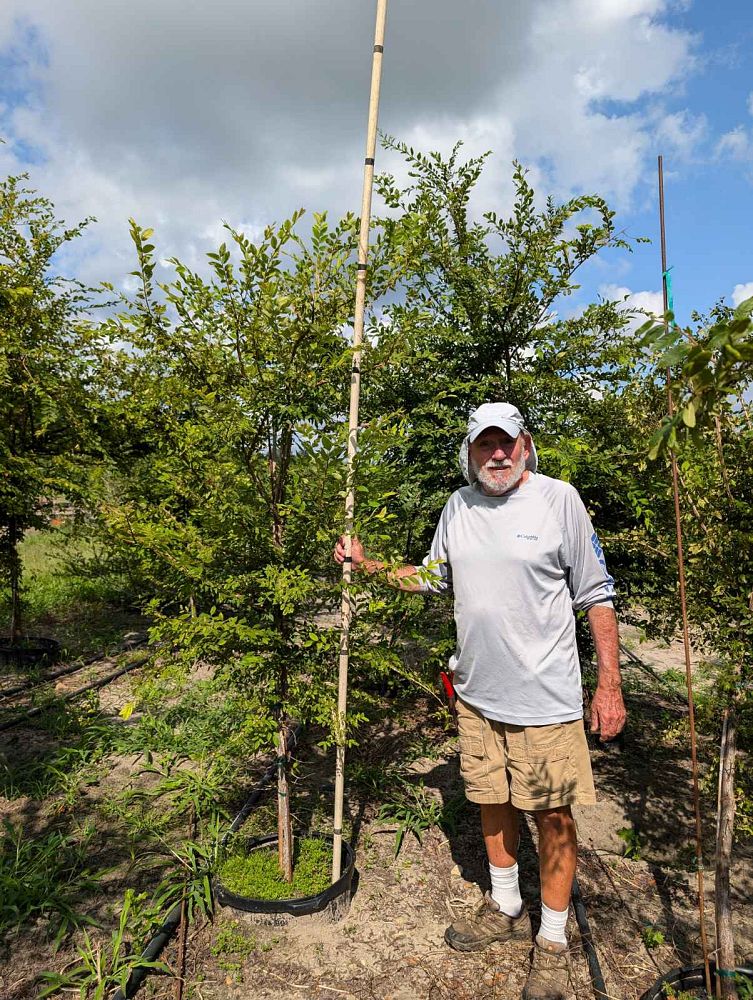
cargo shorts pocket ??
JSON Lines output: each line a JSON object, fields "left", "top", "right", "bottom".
{"left": 505, "top": 725, "right": 577, "bottom": 808}
{"left": 456, "top": 705, "right": 489, "bottom": 790}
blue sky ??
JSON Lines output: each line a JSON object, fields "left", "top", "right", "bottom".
{"left": 0, "top": 1, "right": 751, "bottom": 328}
{"left": 612, "top": 0, "right": 753, "bottom": 321}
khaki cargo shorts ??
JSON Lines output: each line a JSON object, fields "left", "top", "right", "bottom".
{"left": 456, "top": 697, "right": 596, "bottom": 810}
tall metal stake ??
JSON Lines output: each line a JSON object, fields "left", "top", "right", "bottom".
{"left": 332, "top": 0, "right": 389, "bottom": 882}
{"left": 657, "top": 155, "right": 712, "bottom": 996}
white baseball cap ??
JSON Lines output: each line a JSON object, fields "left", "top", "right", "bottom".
{"left": 466, "top": 402, "right": 538, "bottom": 472}
{"left": 468, "top": 402, "right": 528, "bottom": 442}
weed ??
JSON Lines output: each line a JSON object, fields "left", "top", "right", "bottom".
{"left": 98, "top": 792, "right": 171, "bottom": 842}
{"left": 1, "top": 704, "right": 114, "bottom": 803}
{"left": 217, "top": 836, "right": 331, "bottom": 900}
{"left": 132, "top": 756, "right": 235, "bottom": 825}
{"left": 404, "top": 730, "right": 446, "bottom": 763}
{"left": 659, "top": 714, "right": 691, "bottom": 749}
{"left": 148, "top": 813, "right": 223, "bottom": 924}
{"left": 211, "top": 920, "right": 256, "bottom": 970}
{"left": 436, "top": 792, "right": 468, "bottom": 837}
{"left": 259, "top": 935, "right": 280, "bottom": 953}
{"left": 377, "top": 781, "right": 443, "bottom": 856}
{"left": 617, "top": 826, "right": 642, "bottom": 860}
{"left": 38, "top": 889, "right": 170, "bottom": 998}
{"left": 641, "top": 924, "right": 665, "bottom": 950}
{"left": 113, "top": 679, "right": 274, "bottom": 764}
{"left": 0, "top": 820, "right": 103, "bottom": 947}
{"left": 349, "top": 759, "right": 405, "bottom": 800}
{"left": 737, "top": 975, "right": 753, "bottom": 1000}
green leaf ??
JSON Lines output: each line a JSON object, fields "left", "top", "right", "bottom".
{"left": 681, "top": 401, "right": 696, "bottom": 428}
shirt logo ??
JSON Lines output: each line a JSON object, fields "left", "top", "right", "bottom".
{"left": 516, "top": 533, "right": 539, "bottom": 541}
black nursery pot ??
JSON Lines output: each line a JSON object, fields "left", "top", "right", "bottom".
{"left": 640, "top": 961, "right": 753, "bottom": 999}
{"left": 0, "top": 636, "right": 61, "bottom": 670}
{"left": 214, "top": 833, "right": 355, "bottom": 927}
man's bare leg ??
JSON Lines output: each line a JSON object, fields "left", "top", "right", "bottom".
{"left": 533, "top": 805, "right": 577, "bottom": 912}
{"left": 480, "top": 800, "right": 520, "bottom": 866}
{"left": 480, "top": 801, "right": 525, "bottom": 917}
{"left": 521, "top": 807, "right": 577, "bottom": 998}
{"left": 444, "top": 801, "right": 531, "bottom": 951}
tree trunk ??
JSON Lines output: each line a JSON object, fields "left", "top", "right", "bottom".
{"left": 269, "top": 437, "right": 293, "bottom": 880}
{"left": 277, "top": 717, "right": 293, "bottom": 882}
{"left": 715, "top": 701, "right": 738, "bottom": 999}
{"left": 8, "top": 516, "right": 23, "bottom": 643}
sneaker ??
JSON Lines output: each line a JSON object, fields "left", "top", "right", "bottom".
{"left": 444, "top": 891, "right": 532, "bottom": 952}
{"left": 522, "top": 934, "right": 571, "bottom": 1000}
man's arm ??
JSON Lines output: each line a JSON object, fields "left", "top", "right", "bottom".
{"left": 333, "top": 535, "right": 423, "bottom": 592}
{"left": 587, "top": 604, "right": 626, "bottom": 741}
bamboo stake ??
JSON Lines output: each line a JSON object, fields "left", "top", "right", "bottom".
{"left": 657, "top": 155, "right": 713, "bottom": 997}
{"left": 332, "top": 0, "right": 389, "bottom": 883}
{"left": 716, "top": 698, "right": 739, "bottom": 999}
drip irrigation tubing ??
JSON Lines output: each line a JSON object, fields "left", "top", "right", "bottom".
{"left": 571, "top": 876, "right": 609, "bottom": 1000}
{"left": 618, "top": 642, "right": 686, "bottom": 704}
{"left": 112, "top": 725, "right": 301, "bottom": 1000}
{"left": 0, "top": 637, "right": 147, "bottom": 701}
{"left": 0, "top": 651, "right": 151, "bottom": 732}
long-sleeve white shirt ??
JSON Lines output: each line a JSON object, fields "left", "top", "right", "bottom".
{"left": 415, "top": 473, "right": 615, "bottom": 725}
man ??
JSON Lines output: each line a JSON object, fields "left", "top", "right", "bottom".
{"left": 334, "top": 402, "right": 625, "bottom": 1000}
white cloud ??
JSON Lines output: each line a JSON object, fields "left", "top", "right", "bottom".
{"left": 716, "top": 126, "right": 752, "bottom": 162}
{"left": 0, "top": 0, "right": 699, "bottom": 289}
{"left": 599, "top": 283, "right": 664, "bottom": 331}
{"left": 652, "top": 108, "right": 707, "bottom": 160}
{"left": 732, "top": 283, "right": 753, "bottom": 307}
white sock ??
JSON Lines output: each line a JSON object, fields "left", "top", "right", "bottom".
{"left": 539, "top": 901, "right": 569, "bottom": 945}
{"left": 489, "top": 862, "right": 523, "bottom": 917}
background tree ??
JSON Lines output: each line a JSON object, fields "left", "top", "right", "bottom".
{"left": 641, "top": 297, "right": 753, "bottom": 996}
{"left": 353, "top": 141, "right": 656, "bottom": 673}
{"left": 0, "top": 175, "right": 97, "bottom": 645}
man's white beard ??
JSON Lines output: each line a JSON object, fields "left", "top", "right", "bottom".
{"left": 472, "top": 449, "right": 527, "bottom": 496}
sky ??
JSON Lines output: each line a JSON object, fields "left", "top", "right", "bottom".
{"left": 1, "top": 0, "right": 751, "bottom": 328}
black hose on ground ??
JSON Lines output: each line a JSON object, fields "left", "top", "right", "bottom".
{"left": 572, "top": 876, "right": 609, "bottom": 1000}
{"left": 0, "top": 652, "right": 100, "bottom": 700}
{"left": 618, "top": 642, "right": 685, "bottom": 705}
{"left": 112, "top": 724, "right": 302, "bottom": 1000}
{"left": 0, "top": 652, "right": 151, "bottom": 732}
{"left": 0, "top": 637, "right": 146, "bottom": 701}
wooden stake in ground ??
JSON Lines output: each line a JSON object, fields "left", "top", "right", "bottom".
{"left": 657, "top": 154, "right": 713, "bottom": 997}
{"left": 332, "top": 0, "right": 389, "bottom": 883}
{"left": 716, "top": 689, "right": 739, "bottom": 1000}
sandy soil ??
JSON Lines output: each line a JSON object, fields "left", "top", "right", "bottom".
{"left": 153, "top": 633, "right": 751, "bottom": 1000}
{"left": 2, "top": 632, "right": 751, "bottom": 1000}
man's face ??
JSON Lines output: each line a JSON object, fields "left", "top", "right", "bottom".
{"left": 469, "top": 427, "right": 530, "bottom": 496}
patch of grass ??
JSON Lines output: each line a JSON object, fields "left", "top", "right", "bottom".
{"left": 235, "top": 802, "right": 278, "bottom": 839}
{"left": 0, "top": 527, "right": 141, "bottom": 658}
{"left": 38, "top": 889, "right": 169, "bottom": 997}
{"left": 376, "top": 779, "right": 462, "bottom": 856}
{"left": 0, "top": 701, "right": 115, "bottom": 802}
{"left": 211, "top": 920, "right": 256, "bottom": 970}
{"left": 0, "top": 820, "right": 103, "bottom": 946}
{"left": 113, "top": 676, "right": 274, "bottom": 761}
{"left": 218, "top": 836, "right": 331, "bottom": 900}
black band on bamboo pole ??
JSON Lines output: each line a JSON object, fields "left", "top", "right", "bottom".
{"left": 332, "top": 0, "right": 389, "bottom": 883}
{"left": 658, "top": 154, "right": 712, "bottom": 997}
